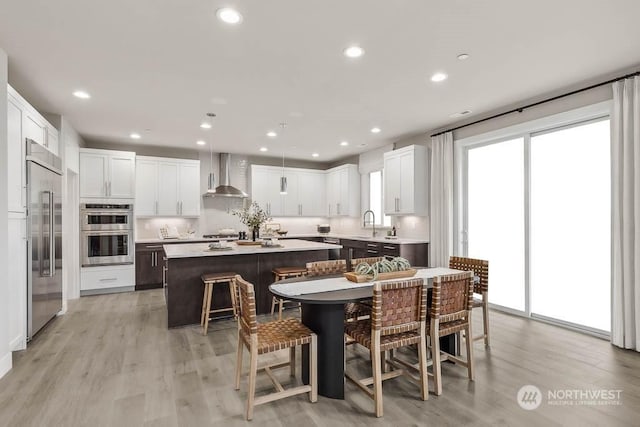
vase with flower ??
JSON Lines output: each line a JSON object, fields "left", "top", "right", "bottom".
{"left": 232, "top": 201, "right": 272, "bottom": 241}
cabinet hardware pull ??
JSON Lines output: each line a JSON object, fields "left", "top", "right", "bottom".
{"left": 383, "top": 245, "right": 396, "bottom": 250}
{"left": 99, "top": 278, "right": 118, "bottom": 282}
{"left": 367, "top": 249, "right": 378, "bottom": 254}
{"left": 146, "top": 245, "right": 163, "bottom": 249}
{"left": 367, "top": 243, "right": 378, "bottom": 247}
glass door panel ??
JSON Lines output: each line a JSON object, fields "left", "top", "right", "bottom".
{"left": 467, "top": 137, "right": 525, "bottom": 311}
{"left": 530, "top": 119, "right": 610, "bottom": 331}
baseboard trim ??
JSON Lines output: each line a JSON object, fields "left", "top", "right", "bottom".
{"left": 9, "top": 335, "right": 26, "bottom": 352}
{"left": 0, "top": 351, "right": 12, "bottom": 380}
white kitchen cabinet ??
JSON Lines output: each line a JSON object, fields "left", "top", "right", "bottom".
{"left": 325, "top": 164, "right": 359, "bottom": 217}
{"left": 383, "top": 144, "right": 427, "bottom": 216}
{"left": 79, "top": 149, "right": 136, "bottom": 199}
{"left": 297, "top": 170, "right": 326, "bottom": 216}
{"left": 250, "top": 165, "right": 284, "bottom": 216}
{"left": 250, "top": 165, "right": 327, "bottom": 217}
{"left": 80, "top": 264, "right": 135, "bottom": 294}
{"left": 7, "top": 216, "right": 27, "bottom": 351}
{"left": 135, "top": 156, "right": 200, "bottom": 217}
{"left": 7, "top": 86, "right": 59, "bottom": 213}
{"left": 134, "top": 159, "right": 158, "bottom": 216}
{"left": 7, "top": 95, "right": 26, "bottom": 213}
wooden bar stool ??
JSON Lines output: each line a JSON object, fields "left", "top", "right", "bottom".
{"left": 201, "top": 272, "right": 238, "bottom": 335}
{"left": 270, "top": 266, "right": 307, "bottom": 319}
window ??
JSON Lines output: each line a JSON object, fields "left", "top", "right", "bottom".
{"left": 458, "top": 102, "right": 611, "bottom": 335}
{"left": 369, "top": 170, "right": 391, "bottom": 227}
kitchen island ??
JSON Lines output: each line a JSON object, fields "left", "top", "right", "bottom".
{"left": 162, "top": 239, "right": 342, "bottom": 328}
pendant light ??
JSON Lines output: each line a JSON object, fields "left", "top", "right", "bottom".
{"left": 279, "top": 123, "right": 288, "bottom": 195}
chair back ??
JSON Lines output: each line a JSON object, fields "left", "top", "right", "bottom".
{"left": 448, "top": 256, "right": 489, "bottom": 294}
{"left": 306, "top": 259, "right": 347, "bottom": 277}
{"left": 431, "top": 272, "right": 474, "bottom": 323}
{"left": 235, "top": 275, "right": 258, "bottom": 338}
{"left": 371, "top": 278, "right": 426, "bottom": 336}
{"left": 351, "top": 257, "right": 384, "bottom": 270}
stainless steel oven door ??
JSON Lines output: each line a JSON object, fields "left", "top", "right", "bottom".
{"left": 81, "top": 209, "right": 133, "bottom": 231}
{"left": 81, "top": 230, "right": 134, "bottom": 266}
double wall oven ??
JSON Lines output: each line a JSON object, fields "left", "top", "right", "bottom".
{"left": 81, "top": 203, "right": 134, "bottom": 266}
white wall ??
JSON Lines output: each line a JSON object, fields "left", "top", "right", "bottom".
{"left": 59, "top": 117, "right": 84, "bottom": 301}
{"left": 0, "top": 48, "right": 12, "bottom": 378}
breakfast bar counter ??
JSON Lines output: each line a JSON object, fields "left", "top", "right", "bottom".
{"left": 162, "top": 239, "right": 342, "bottom": 327}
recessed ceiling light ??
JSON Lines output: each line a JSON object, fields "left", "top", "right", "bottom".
{"left": 311, "top": 153, "right": 319, "bottom": 158}
{"left": 266, "top": 131, "right": 277, "bottom": 138}
{"left": 430, "top": 72, "right": 448, "bottom": 83}
{"left": 130, "top": 133, "right": 141, "bottom": 140}
{"left": 358, "top": 143, "right": 368, "bottom": 147}
{"left": 196, "top": 140, "right": 206, "bottom": 146}
{"left": 73, "top": 90, "right": 90, "bottom": 99}
{"left": 343, "top": 45, "right": 365, "bottom": 58}
{"left": 200, "top": 122, "right": 212, "bottom": 129}
{"left": 340, "top": 141, "right": 349, "bottom": 147}
{"left": 259, "top": 147, "right": 268, "bottom": 152}
{"left": 457, "top": 53, "right": 470, "bottom": 60}
{"left": 216, "top": 8, "right": 242, "bottom": 24}
{"left": 370, "top": 127, "right": 381, "bottom": 134}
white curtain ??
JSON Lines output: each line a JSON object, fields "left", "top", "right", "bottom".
{"left": 429, "top": 132, "right": 454, "bottom": 267}
{"left": 611, "top": 76, "right": 640, "bottom": 351}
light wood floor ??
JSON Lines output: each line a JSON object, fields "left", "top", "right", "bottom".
{"left": 1, "top": 289, "right": 639, "bottom": 426}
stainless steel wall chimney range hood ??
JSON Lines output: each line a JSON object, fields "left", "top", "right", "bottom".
{"left": 203, "top": 153, "right": 248, "bottom": 198}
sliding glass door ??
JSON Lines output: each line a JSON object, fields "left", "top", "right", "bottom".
{"left": 461, "top": 114, "right": 611, "bottom": 333}
{"left": 466, "top": 138, "right": 525, "bottom": 311}
{"left": 529, "top": 119, "right": 610, "bottom": 331}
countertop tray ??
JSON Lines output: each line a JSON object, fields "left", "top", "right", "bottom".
{"left": 344, "top": 269, "right": 417, "bottom": 283}
{"left": 236, "top": 241, "right": 263, "bottom": 246}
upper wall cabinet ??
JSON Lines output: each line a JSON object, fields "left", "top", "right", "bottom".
{"left": 383, "top": 145, "right": 427, "bottom": 216}
{"left": 250, "top": 165, "right": 327, "bottom": 217}
{"left": 80, "top": 148, "right": 136, "bottom": 199}
{"left": 135, "top": 156, "right": 200, "bottom": 217}
{"left": 7, "top": 86, "right": 60, "bottom": 214}
{"left": 326, "top": 164, "right": 360, "bottom": 217}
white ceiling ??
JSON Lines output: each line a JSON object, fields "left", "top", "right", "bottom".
{"left": 1, "top": 0, "right": 639, "bottom": 162}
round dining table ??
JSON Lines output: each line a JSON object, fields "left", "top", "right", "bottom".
{"left": 269, "top": 270, "right": 458, "bottom": 399}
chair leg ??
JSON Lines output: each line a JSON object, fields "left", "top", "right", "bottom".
{"left": 203, "top": 282, "right": 214, "bottom": 335}
{"left": 381, "top": 350, "right": 388, "bottom": 373}
{"left": 372, "top": 336, "right": 383, "bottom": 417}
{"left": 246, "top": 346, "right": 258, "bottom": 420}
{"left": 200, "top": 282, "right": 209, "bottom": 327}
{"left": 431, "top": 321, "right": 442, "bottom": 396}
{"left": 235, "top": 333, "right": 243, "bottom": 390}
{"left": 418, "top": 328, "right": 429, "bottom": 400}
{"left": 270, "top": 296, "right": 277, "bottom": 316}
{"left": 466, "top": 319, "right": 475, "bottom": 381}
{"left": 278, "top": 298, "right": 284, "bottom": 320}
{"left": 229, "top": 279, "right": 238, "bottom": 319}
{"left": 482, "top": 293, "right": 490, "bottom": 347}
{"left": 310, "top": 335, "right": 318, "bottom": 403}
{"left": 290, "top": 346, "right": 296, "bottom": 377}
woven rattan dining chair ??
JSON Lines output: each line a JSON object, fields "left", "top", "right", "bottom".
{"left": 448, "top": 256, "right": 490, "bottom": 346}
{"left": 428, "top": 271, "right": 475, "bottom": 396}
{"left": 306, "top": 259, "right": 371, "bottom": 321}
{"left": 234, "top": 275, "right": 317, "bottom": 420}
{"left": 344, "top": 278, "right": 429, "bottom": 418}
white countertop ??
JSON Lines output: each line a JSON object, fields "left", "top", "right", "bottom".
{"left": 163, "top": 239, "right": 343, "bottom": 259}
{"left": 136, "top": 237, "right": 237, "bottom": 244}
{"left": 279, "top": 233, "right": 429, "bottom": 244}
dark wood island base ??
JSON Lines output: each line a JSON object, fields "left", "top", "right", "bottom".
{"left": 165, "top": 250, "right": 328, "bottom": 328}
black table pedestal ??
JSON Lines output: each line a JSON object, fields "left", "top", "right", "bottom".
{"left": 301, "top": 302, "right": 345, "bottom": 399}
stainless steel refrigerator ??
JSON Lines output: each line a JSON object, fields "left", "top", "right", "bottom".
{"left": 26, "top": 139, "right": 63, "bottom": 340}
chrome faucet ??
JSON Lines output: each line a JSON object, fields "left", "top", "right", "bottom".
{"left": 363, "top": 209, "right": 376, "bottom": 237}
